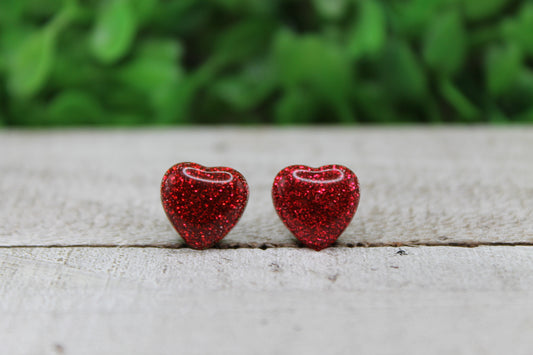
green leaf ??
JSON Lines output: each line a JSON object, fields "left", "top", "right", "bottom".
{"left": 273, "top": 30, "right": 351, "bottom": 100}
{"left": 516, "top": 3, "right": 533, "bottom": 57}
{"left": 118, "top": 39, "right": 183, "bottom": 121}
{"left": 91, "top": 0, "right": 137, "bottom": 64}
{"left": 517, "top": 108, "right": 533, "bottom": 123}
{"left": 439, "top": 78, "right": 480, "bottom": 121}
{"left": 275, "top": 89, "right": 317, "bottom": 124}
{"left": 8, "top": 96, "right": 48, "bottom": 125}
{"left": 129, "top": 0, "right": 158, "bottom": 24}
{"left": 154, "top": 79, "right": 196, "bottom": 124}
{"left": 273, "top": 31, "right": 354, "bottom": 121}
{"left": 488, "top": 106, "right": 509, "bottom": 124}
{"left": 514, "top": 70, "right": 533, "bottom": 101}
{"left": 463, "top": 0, "right": 507, "bottom": 21}
{"left": 106, "top": 112, "right": 147, "bottom": 125}
{"left": 351, "top": 83, "right": 396, "bottom": 123}
{"left": 47, "top": 90, "right": 104, "bottom": 125}
{"left": 0, "top": 1, "right": 25, "bottom": 25}
{"left": 104, "top": 84, "right": 151, "bottom": 119}
{"left": 212, "top": 19, "right": 275, "bottom": 65}
{"left": 380, "top": 40, "right": 427, "bottom": 102}
{"left": 119, "top": 40, "right": 183, "bottom": 92}
{"left": 499, "top": 69, "right": 533, "bottom": 116}
{"left": 137, "top": 39, "right": 183, "bottom": 62}
{"left": 212, "top": 80, "right": 252, "bottom": 111}
{"left": 486, "top": 43, "right": 522, "bottom": 96}
{"left": 209, "top": 0, "right": 273, "bottom": 14}
{"left": 423, "top": 12, "right": 466, "bottom": 76}
{"left": 348, "top": 0, "right": 386, "bottom": 59}
{"left": 122, "top": 59, "right": 180, "bottom": 113}
{"left": 388, "top": 0, "right": 441, "bottom": 39}
{"left": 210, "top": 0, "right": 242, "bottom": 11}
{"left": 312, "top": 0, "right": 347, "bottom": 20}
{"left": 7, "top": 29, "right": 55, "bottom": 98}
{"left": 210, "top": 61, "right": 275, "bottom": 111}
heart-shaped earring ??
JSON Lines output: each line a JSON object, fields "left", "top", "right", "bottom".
{"left": 161, "top": 162, "right": 249, "bottom": 249}
{"left": 272, "top": 165, "right": 360, "bottom": 250}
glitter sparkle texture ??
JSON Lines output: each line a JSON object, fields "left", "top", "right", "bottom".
{"left": 272, "top": 165, "right": 360, "bottom": 251}
{"left": 161, "top": 162, "right": 249, "bottom": 249}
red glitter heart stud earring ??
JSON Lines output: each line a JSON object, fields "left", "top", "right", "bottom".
{"left": 161, "top": 162, "right": 249, "bottom": 249}
{"left": 272, "top": 165, "right": 360, "bottom": 251}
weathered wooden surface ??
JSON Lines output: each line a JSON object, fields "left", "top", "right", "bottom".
{"left": 1, "top": 128, "right": 532, "bottom": 355}
{"left": 1, "top": 246, "right": 533, "bottom": 355}
{"left": 1, "top": 127, "right": 532, "bottom": 247}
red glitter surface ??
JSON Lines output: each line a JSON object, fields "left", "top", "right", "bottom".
{"left": 272, "top": 165, "right": 360, "bottom": 251}
{"left": 161, "top": 162, "right": 249, "bottom": 249}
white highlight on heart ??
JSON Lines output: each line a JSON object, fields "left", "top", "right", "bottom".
{"left": 183, "top": 167, "right": 234, "bottom": 184}
{"left": 292, "top": 168, "right": 344, "bottom": 184}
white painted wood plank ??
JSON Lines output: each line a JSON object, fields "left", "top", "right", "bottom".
{"left": 1, "top": 127, "right": 532, "bottom": 247}
{"left": 1, "top": 246, "right": 533, "bottom": 354}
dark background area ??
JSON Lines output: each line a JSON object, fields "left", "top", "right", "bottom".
{"left": 1, "top": 0, "right": 533, "bottom": 126}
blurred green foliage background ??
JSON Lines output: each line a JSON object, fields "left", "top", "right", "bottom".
{"left": 1, "top": 0, "right": 533, "bottom": 126}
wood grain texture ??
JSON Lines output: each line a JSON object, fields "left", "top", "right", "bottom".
{"left": 2, "top": 129, "right": 532, "bottom": 354}
{"left": 1, "top": 127, "right": 531, "bottom": 247}
{"left": 1, "top": 246, "right": 533, "bottom": 355}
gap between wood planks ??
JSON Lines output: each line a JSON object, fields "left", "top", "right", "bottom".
{"left": 1, "top": 241, "right": 533, "bottom": 249}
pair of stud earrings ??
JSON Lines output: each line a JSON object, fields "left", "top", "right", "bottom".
{"left": 161, "top": 162, "right": 360, "bottom": 251}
